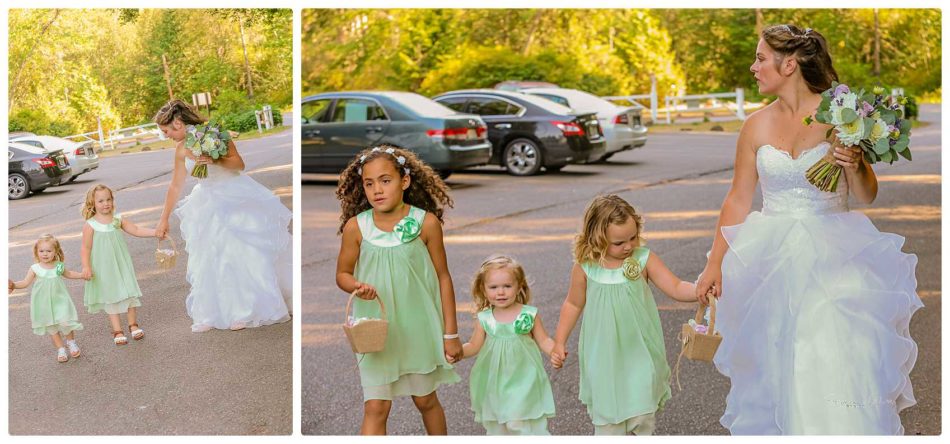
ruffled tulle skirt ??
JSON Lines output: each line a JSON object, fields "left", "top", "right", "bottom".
{"left": 715, "top": 210, "right": 922, "bottom": 435}
{"left": 174, "top": 173, "right": 292, "bottom": 332}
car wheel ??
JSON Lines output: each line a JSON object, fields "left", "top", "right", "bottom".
{"left": 8, "top": 173, "right": 30, "bottom": 200}
{"left": 503, "top": 138, "right": 543, "bottom": 176}
{"left": 438, "top": 170, "right": 453, "bottom": 180}
{"left": 546, "top": 164, "right": 566, "bottom": 172}
{"left": 599, "top": 152, "right": 615, "bottom": 162}
{"left": 67, "top": 175, "right": 78, "bottom": 183}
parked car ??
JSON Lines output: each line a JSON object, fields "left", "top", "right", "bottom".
{"left": 433, "top": 89, "right": 606, "bottom": 176}
{"left": 8, "top": 142, "right": 72, "bottom": 200}
{"left": 301, "top": 91, "right": 492, "bottom": 178}
{"left": 9, "top": 135, "right": 99, "bottom": 182}
{"left": 523, "top": 87, "right": 647, "bottom": 161}
{"left": 494, "top": 81, "right": 560, "bottom": 92}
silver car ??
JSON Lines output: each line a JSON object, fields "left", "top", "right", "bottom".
{"left": 524, "top": 88, "right": 647, "bottom": 161}
{"left": 9, "top": 135, "right": 99, "bottom": 182}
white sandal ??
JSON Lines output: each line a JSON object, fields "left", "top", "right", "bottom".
{"left": 112, "top": 331, "right": 128, "bottom": 346}
{"left": 129, "top": 324, "right": 144, "bottom": 340}
{"left": 66, "top": 339, "right": 81, "bottom": 358}
{"left": 56, "top": 347, "right": 68, "bottom": 363}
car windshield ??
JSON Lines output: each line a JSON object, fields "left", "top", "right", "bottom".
{"left": 513, "top": 93, "right": 574, "bottom": 115}
{"left": 530, "top": 89, "right": 618, "bottom": 114}
{"left": 386, "top": 92, "right": 458, "bottom": 117}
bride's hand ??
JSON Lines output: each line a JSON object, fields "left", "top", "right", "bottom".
{"left": 155, "top": 219, "right": 169, "bottom": 240}
{"left": 833, "top": 145, "right": 864, "bottom": 172}
{"left": 195, "top": 154, "right": 214, "bottom": 165}
{"left": 696, "top": 263, "right": 722, "bottom": 299}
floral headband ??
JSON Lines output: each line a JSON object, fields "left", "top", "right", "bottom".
{"left": 357, "top": 147, "right": 410, "bottom": 176}
{"left": 780, "top": 25, "right": 813, "bottom": 40}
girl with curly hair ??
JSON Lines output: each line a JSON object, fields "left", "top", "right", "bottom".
{"left": 335, "top": 145, "right": 461, "bottom": 435}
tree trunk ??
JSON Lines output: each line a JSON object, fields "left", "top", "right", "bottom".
{"left": 162, "top": 53, "right": 174, "bottom": 99}
{"left": 873, "top": 9, "right": 881, "bottom": 77}
{"left": 9, "top": 9, "right": 61, "bottom": 111}
{"left": 755, "top": 9, "right": 764, "bottom": 37}
{"left": 521, "top": 10, "right": 545, "bottom": 56}
{"left": 240, "top": 17, "right": 255, "bottom": 99}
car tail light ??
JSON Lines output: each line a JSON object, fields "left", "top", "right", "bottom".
{"left": 476, "top": 124, "right": 487, "bottom": 139}
{"left": 552, "top": 121, "right": 585, "bottom": 137}
{"left": 32, "top": 157, "right": 56, "bottom": 169}
{"left": 427, "top": 127, "right": 480, "bottom": 142}
{"left": 75, "top": 147, "right": 85, "bottom": 156}
{"left": 614, "top": 114, "right": 629, "bottom": 125}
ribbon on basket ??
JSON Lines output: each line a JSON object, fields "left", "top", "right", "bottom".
{"left": 672, "top": 296, "right": 722, "bottom": 390}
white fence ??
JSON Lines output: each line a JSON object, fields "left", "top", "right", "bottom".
{"left": 601, "top": 76, "right": 752, "bottom": 125}
{"left": 64, "top": 118, "right": 164, "bottom": 151}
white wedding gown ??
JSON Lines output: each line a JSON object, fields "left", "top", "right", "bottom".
{"left": 715, "top": 142, "right": 922, "bottom": 435}
{"left": 174, "top": 158, "right": 292, "bottom": 332}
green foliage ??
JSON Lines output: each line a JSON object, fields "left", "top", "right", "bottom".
{"left": 8, "top": 9, "right": 292, "bottom": 134}
{"left": 8, "top": 109, "right": 77, "bottom": 136}
{"left": 218, "top": 105, "right": 283, "bottom": 133}
{"left": 903, "top": 95, "right": 919, "bottom": 120}
{"left": 303, "top": 9, "right": 940, "bottom": 106}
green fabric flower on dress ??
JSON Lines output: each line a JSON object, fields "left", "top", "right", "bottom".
{"left": 622, "top": 256, "right": 642, "bottom": 281}
{"left": 111, "top": 215, "right": 122, "bottom": 229}
{"left": 55, "top": 262, "right": 65, "bottom": 276}
{"left": 513, "top": 311, "right": 534, "bottom": 335}
{"left": 393, "top": 216, "right": 421, "bottom": 243}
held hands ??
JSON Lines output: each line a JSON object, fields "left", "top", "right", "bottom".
{"left": 443, "top": 337, "right": 463, "bottom": 363}
{"left": 695, "top": 264, "right": 722, "bottom": 300}
{"left": 155, "top": 220, "right": 169, "bottom": 240}
{"left": 80, "top": 268, "right": 93, "bottom": 280}
{"left": 352, "top": 282, "right": 378, "bottom": 300}
{"left": 8, "top": 279, "right": 15, "bottom": 294}
{"left": 550, "top": 342, "right": 568, "bottom": 369}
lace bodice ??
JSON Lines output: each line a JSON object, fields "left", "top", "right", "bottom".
{"left": 185, "top": 158, "right": 241, "bottom": 181}
{"left": 756, "top": 142, "right": 848, "bottom": 216}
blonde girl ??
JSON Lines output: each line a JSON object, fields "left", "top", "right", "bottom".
{"left": 551, "top": 194, "right": 705, "bottom": 435}
{"left": 81, "top": 184, "right": 158, "bottom": 345}
{"left": 10, "top": 235, "right": 87, "bottom": 362}
{"left": 456, "top": 255, "right": 556, "bottom": 435}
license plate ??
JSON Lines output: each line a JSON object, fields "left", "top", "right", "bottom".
{"left": 467, "top": 129, "right": 476, "bottom": 139}
{"left": 57, "top": 158, "right": 66, "bottom": 168}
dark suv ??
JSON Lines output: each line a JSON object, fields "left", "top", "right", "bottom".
{"left": 8, "top": 142, "right": 72, "bottom": 199}
{"left": 433, "top": 89, "right": 606, "bottom": 176}
{"left": 301, "top": 91, "right": 491, "bottom": 178}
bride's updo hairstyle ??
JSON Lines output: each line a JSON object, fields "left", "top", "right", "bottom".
{"left": 154, "top": 99, "right": 206, "bottom": 126}
{"left": 762, "top": 24, "right": 838, "bottom": 93}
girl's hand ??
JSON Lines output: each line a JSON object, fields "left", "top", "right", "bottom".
{"left": 444, "top": 352, "right": 455, "bottom": 364}
{"left": 80, "top": 268, "right": 92, "bottom": 280}
{"left": 155, "top": 219, "right": 169, "bottom": 240}
{"left": 443, "top": 337, "right": 463, "bottom": 362}
{"left": 551, "top": 343, "right": 568, "bottom": 369}
{"left": 8, "top": 279, "right": 14, "bottom": 294}
{"left": 353, "top": 282, "right": 377, "bottom": 300}
{"left": 833, "top": 145, "right": 864, "bottom": 172}
{"left": 696, "top": 263, "right": 722, "bottom": 300}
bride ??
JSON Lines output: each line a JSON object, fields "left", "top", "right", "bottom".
{"left": 153, "top": 99, "right": 291, "bottom": 332}
{"left": 695, "top": 25, "right": 921, "bottom": 435}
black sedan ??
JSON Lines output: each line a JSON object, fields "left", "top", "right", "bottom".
{"left": 433, "top": 89, "right": 606, "bottom": 176}
{"left": 301, "top": 91, "right": 491, "bottom": 178}
{"left": 8, "top": 142, "right": 72, "bottom": 200}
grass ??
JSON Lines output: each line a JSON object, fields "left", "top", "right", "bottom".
{"left": 96, "top": 125, "right": 291, "bottom": 158}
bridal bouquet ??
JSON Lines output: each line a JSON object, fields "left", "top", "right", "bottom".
{"left": 803, "top": 82, "right": 912, "bottom": 192}
{"left": 185, "top": 122, "right": 229, "bottom": 178}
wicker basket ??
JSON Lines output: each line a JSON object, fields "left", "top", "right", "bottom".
{"left": 342, "top": 291, "right": 389, "bottom": 354}
{"left": 154, "top": 237, "right": 178, "bottom": 270}
{"left": 672, "top": 296, "right": 723, "bottom": 390}
{"left": 680, "top": 296, "right": 722, "bottom": 362}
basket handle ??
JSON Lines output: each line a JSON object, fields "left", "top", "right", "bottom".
{"left": 344, "top": 290, "right": 386, "bottom": 323}
{"left": 156, "top": 236, "right": 177, "bottom": 252}
{"left": 693, "top": 295, "right": 718, "bottom": 335}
